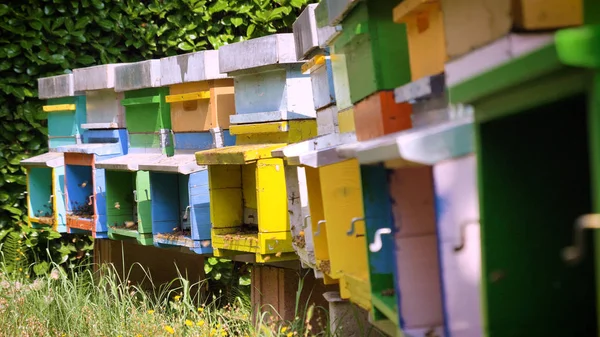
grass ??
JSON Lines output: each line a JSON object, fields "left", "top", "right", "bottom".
{"left": 0, "top": 261, "right": 335, "bottom": 337}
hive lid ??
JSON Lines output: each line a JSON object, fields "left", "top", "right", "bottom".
{"left": 38, "top": 73, "right": 74, "bottom": 99}
{"left": 73, "top": 64, "right": 127, "bottom": 91}
{"left": 138, "top": 154, "right": 207, "bottom": 174}
{"left": 160, "top": 50, "right": 227, "bottom": 86}
{"left": 195, "top": 143, "right": 286, "bottom": 165}
{"left": 114, "top": 60, "right": 161, "bottom": 92}
{"left": 394, "top": 73, "right": 446, "bottom": 104}
{"left": 272, "top": 132, "right": 355, "bottom": 167}
{"left": 55, "top": 143, "right": 123, "bottom": 156}
{"left": 337, "top": 115, "right": 475, "bottom": 166}
{"left": 219, "top": 34, "right": 300, "bottom": 74}
{"left": 20, "top": 152, "right": 64, "bottom": 168}
{"left": 95, "top": 153, "right": 165, "bottom": 171}
{"left": 293, "top": 4, "right": 320, "bottom": 61}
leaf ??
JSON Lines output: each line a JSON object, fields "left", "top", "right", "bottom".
{"left": 207, "top": 257, "right": 219, "bottom": 265}
{"left": 230, "top": 17, "right": 243, "bottom": 27}
{"left": 0, "top": 4, "right": 9, "bottom": 16}
{"left": 33, "top": 261, "right": 49, "bottom": 276}
{"left": 77, "top": 54, "right": 95, "bottom": 65}
{"left": 177, "top": 41, "right": 194, "bottom": 51}
{"left": 29, "top": 20, "right": 42, "bottom": 30}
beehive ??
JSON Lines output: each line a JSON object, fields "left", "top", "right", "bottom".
{"left": 38, "top": 73, "right": 86, "bottom": 149}
{"left": 195, "top": 34, "right": 318, "bottom": 263}
{"left": 115, "top": 60, "right": 173, "bottom": 155}
{"left": 336, "top": 109, "right": 475, "bottom": 335}
{"left": 21, "top": 153, "right": 67, "bottom": 232}
{"left": 57, "top": 129, "right": 129, "bottom": 238}
{"left": 440, "top": 26, "right": 600, "bottom": 335}
{"left": 73, "top": 64, "right": 127, "bottom": 130}
{"left": 438, "top": 0, "right": 582, "bottom": 62}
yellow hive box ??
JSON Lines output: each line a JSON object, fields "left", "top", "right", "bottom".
{"left": 196, "top": 120, "right": 317, "bottom": 263}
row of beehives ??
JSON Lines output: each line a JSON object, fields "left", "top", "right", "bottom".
{"left": 22, "top": 0, "right": 598, "bottom": 335}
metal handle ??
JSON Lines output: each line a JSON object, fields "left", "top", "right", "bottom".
{"left": 454, "top": 220, "right": 480, "bottom": 252}
{"left": 302, "top": 215, "right": 311, "bottom": 229}
{"left": 314, "top": 220, "right": 326, "bottom": 237}
{"left": 347, "top": 217, "right": 364, "bottom": 236}
{"left": 133, "top": 190, "right": 138, "bottom": 203}
{"left": 87, "top": 195, "right": 94, "bottom": 206}
{"left": 562, "top": 214, "right": 600, "bottom": 264}
{"left": 145, "top": 189, "right": 149, "bottom": 199}
{"left": 182, "top": 205, "right": 191, "bottom": 221}
{"left": 369, "top": 228, "right": 392, "bottom": 253}
{"left": 48, "top": 195, "right": 53, "bottom": 204}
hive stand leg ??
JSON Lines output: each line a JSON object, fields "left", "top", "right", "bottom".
{"left": 323, "top": 291, "right": 388, "bottom": 337}
{"left": 250, "top": 264, "right": 335, "bottom": 331}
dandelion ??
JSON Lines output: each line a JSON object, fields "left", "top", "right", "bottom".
{"left": 287, "top": 333, "right": 293, "bottom": 337}
{"left": 174, "top": 295, "right": 181, "bottom": 301}
{"left": 147, "top": 310, "right": 154, "bottom": 314}
{"left": 281, "top": 327, "right": 288, "bottom": 333}
{"left": 210, "top": 328, "right": 217, "bottom": 336}
{"left": 216, "top": 323, "right": 221, "bottom": 329}
{"left": 164, "top": 325, "right": 175, "bottom": 334}
{"left": 198, "top": 307, "right": 204, "bottom": 313}
{"left": 220, "top": 331, "right": 227, "bottom": 336}
{"left": 197, "top": 320, "right": 205, "bottom": 327}
{"left": 185, "top": 319, "right": 193, "bottom": 327}
{"left": 135, "top": 335, "right": 143, "bottom": 337}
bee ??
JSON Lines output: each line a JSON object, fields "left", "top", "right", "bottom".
{"left": 299, "top": 230, "right": 305, "bottom": 237}
{"left": 114, "top": 202, "right": 120, "bottom": 210}
{"left": 275, "top": 252, "right": 282, "bottom": 258}
{"left": 124, "top": 221, "right": 135, "bottom": 228}
{"left": 201, "top": 241, "right": 211, "bottom": 247}
{"left": 79, "top": 181, "right": 88, "bottom": 188}
{"left": 263, "top": 256, "right": 271, "bottom": 262}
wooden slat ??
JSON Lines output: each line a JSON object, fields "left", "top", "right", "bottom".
{"left": 301, "top": 54, "right": 327, "bottom": 74}
{"left": 230, "top": 121, "right": 289, "bottom": 135}
{"left": 165, "top": 90, "right": 211, "bottom": 103}
{"left": 43, "top": 104, "right": 76, "bottom": 112}
{"left": 121, "top": 95, "right": 161, "bottom": 106}
{"left": 196, "top": 143, "right": 285, "bottom": 165}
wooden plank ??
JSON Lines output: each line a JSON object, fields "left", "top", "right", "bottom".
{"left": 353, "top": 91, "right": 412, "bottom": 142}
{"left": 210, "top": 79, "right": 236, "bottom": 129}
{"left": 208, "top": 165, "right": 243, "bottom": 229}
{"left": 195, "top": 144, "right": 286, "bottom": 165}
{"left": 337, "top": 107, "right": 355, "bottom": 133}
{"left": 168, "top": 82, "right": 211, "bottom": 132}
{"left": 64, "top": 153, "right": 94, "bottom": 166}
{"left": 230, "top": 122, "right": 289, "bottom": 135}
{"left": 256, "top": 158, "right": 289, "bottom": 234}
{"left": 165, "top": 90, "right": 211, "bottom": 103}
{"left": 43, "top": 104, "right": 76, "bottom": 112}
{"left": 514, "top": 0, "right": 582, "bottom": 30}
{"left": 136, "top": 171, "right": 152, "bottom": 234}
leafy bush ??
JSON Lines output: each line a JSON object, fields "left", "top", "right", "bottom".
{"left": 0, "top": 0, "right": 314, "bottom": 272}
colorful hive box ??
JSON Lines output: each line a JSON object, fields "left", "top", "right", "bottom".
{"left": 21, "top": 153, "right": 67, "bottom": 232}
{"left": 337, "top": 109, "right": 475, "bottom": 336}
{"left": 444, "top": 27, "right": 599, "bottom": 336}
{"left": 330, "top": 0, "right": 410, "bottom": 105}
{"left": 195, "top": 34, "right": 317, "bottom": 263}
{"left": 438, "top": 0, "right": 582, "bottom": 61}
{"left": 130, "top": 51, "right": 237, "bottom": 254}
{"left": 115, "top": 60, "right": 173, "bottom": 155}
{"left": 38, "top": 73, "right": 86, "bottom": 149}
{"left": 22, "top": 74, "right": 86, "bottom": 232}
{"left": 73, "top": 64, "right": 127, "bottom": 130}
{"left": 56, "top": 129, "right": 129, "bottom": 238}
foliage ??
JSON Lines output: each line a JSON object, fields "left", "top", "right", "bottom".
{"left": 0, "top": 0, "right": 314, "bottom": 273}
{"left": 0, "top": 263, "right": 332, "bottom": 337}
{"left": 204, "top": 257, "right": 251, "bottom": 306}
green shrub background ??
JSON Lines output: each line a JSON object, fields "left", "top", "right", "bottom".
{"left": 0, "top": 0, "right": 313, "bottom": 273}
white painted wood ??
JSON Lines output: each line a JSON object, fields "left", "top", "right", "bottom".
{"left": 114, "top": 60, "right": 161, "bottom": 92}
{"left": 445, "top": 33, "right": 554, "bottom": 88}
{"left": 329, "top": 45, "right": 353, "bottom": 111}
{"left": 433, "top": 156, "right": 482, "bottom": 337}
{"left": 38, "top": 74, "right": 74, "bottom": 99}
{"left": 20, "top": 152, "right": 64, "bottom": 168}
{"left": 285, "top": 166, "right": 316, "bottom": 267}
{"left": 160, "top": 50, "right": 226, "bottom": 86}
{"left": 293, "top": 4, "right": 319, "bottom": 61}
{"left": 316, "top": 105, "right": 339, "bottom": 136}
{"left": 337, "top": 114, "right": 474, "bottom": 165}
{"left": 82, "top": 90, "right": 126, "bottom": 129}
{"left": 219, "top": 34, "right": 300, "bottom": 74}
{"left": 312, "top": 62, "right": 336, "bottom": 111}
{"left": 137, "top": 154, "right": 207, "bottom": 174}
{"left": 73, "top": 64, "right": 124, "bottom": 91}
{"left": 273, "top": 132, "right": 355, "bottom": 159}
{"left": 95, "top": 153, "right": 164, "bottom": 171}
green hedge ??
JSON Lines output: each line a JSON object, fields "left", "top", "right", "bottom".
{"left": 0, "top": 0, "right": 313, "bottom": 272}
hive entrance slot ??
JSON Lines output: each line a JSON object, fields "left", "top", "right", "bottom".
{"left": 151, "top": 173, "right": 199, "bottom": 241}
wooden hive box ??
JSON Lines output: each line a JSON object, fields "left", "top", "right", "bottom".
{"left": 442, "top": 25, "right": 600, "bottom": 335}
{"left": 219, "top": 34, "right": 315, "bottom": 124}
{"left": 139, "top": 129, "right": 236, "bottom": 254}
{"left": 330, "top": 0, "right": 411, "bottom": 105}
{"left": 115, "top": 60, "right": 173, "bottom": 156}
{"left": 438, "top": 0, "right": 582, "bottom": 62}
{"left": 336, "top": 106, "right": 476, "bottom": 335}
{"left": 73, "top": 64, "right": 127, "bottom": 130}
{"left": 56, "top": 129, "right": 129, "bottom": 238}
{"left": 21, "top": 153, "right": 67, "bottom": 232}
{"left": 160, "top": 50, "right": 235, "bottom": 133}
{"left": 38, "top": 73, "right": 86, "bottom": 149}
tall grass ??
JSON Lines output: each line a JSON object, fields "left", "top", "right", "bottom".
{"left": 0, "top": 262, "right": 335, "bottom": 337}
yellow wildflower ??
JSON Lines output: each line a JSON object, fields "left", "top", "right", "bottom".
{"left": 174, "top": 295, "right": 181, "bottom": 301}
{"left": 210, "top": 328, "right": 217, "bottom": 336}
{"left": 147, "top": 310, "right": 154, "bottom": 314}
{"left": 221, "top": 331, "right": 227, "bottom": 337}
{"left": 18, "top": 268, "right": 22, "bottom": 272}
{"left": 185, "top": 319, "right": 193, "bottom": 327}
{"left": 164, "top": 325, "right": 175, "bottom": 334}
{"left": 216, "top": 323, "right": 221, "bottom": 329}
{"left": 197, "top": 320, "right": 205, "bottom": 327}
{"left": 287, "top": 333, "right": 293, "bottom": 337}
{"left": 281, "top": 327, "right": 287, "bottom": 333}
{"left": 198, "top": 307, "right": 204, "bottom": 313}
{"left": 135, "top": 335, "right": 143, "bottom": 337}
